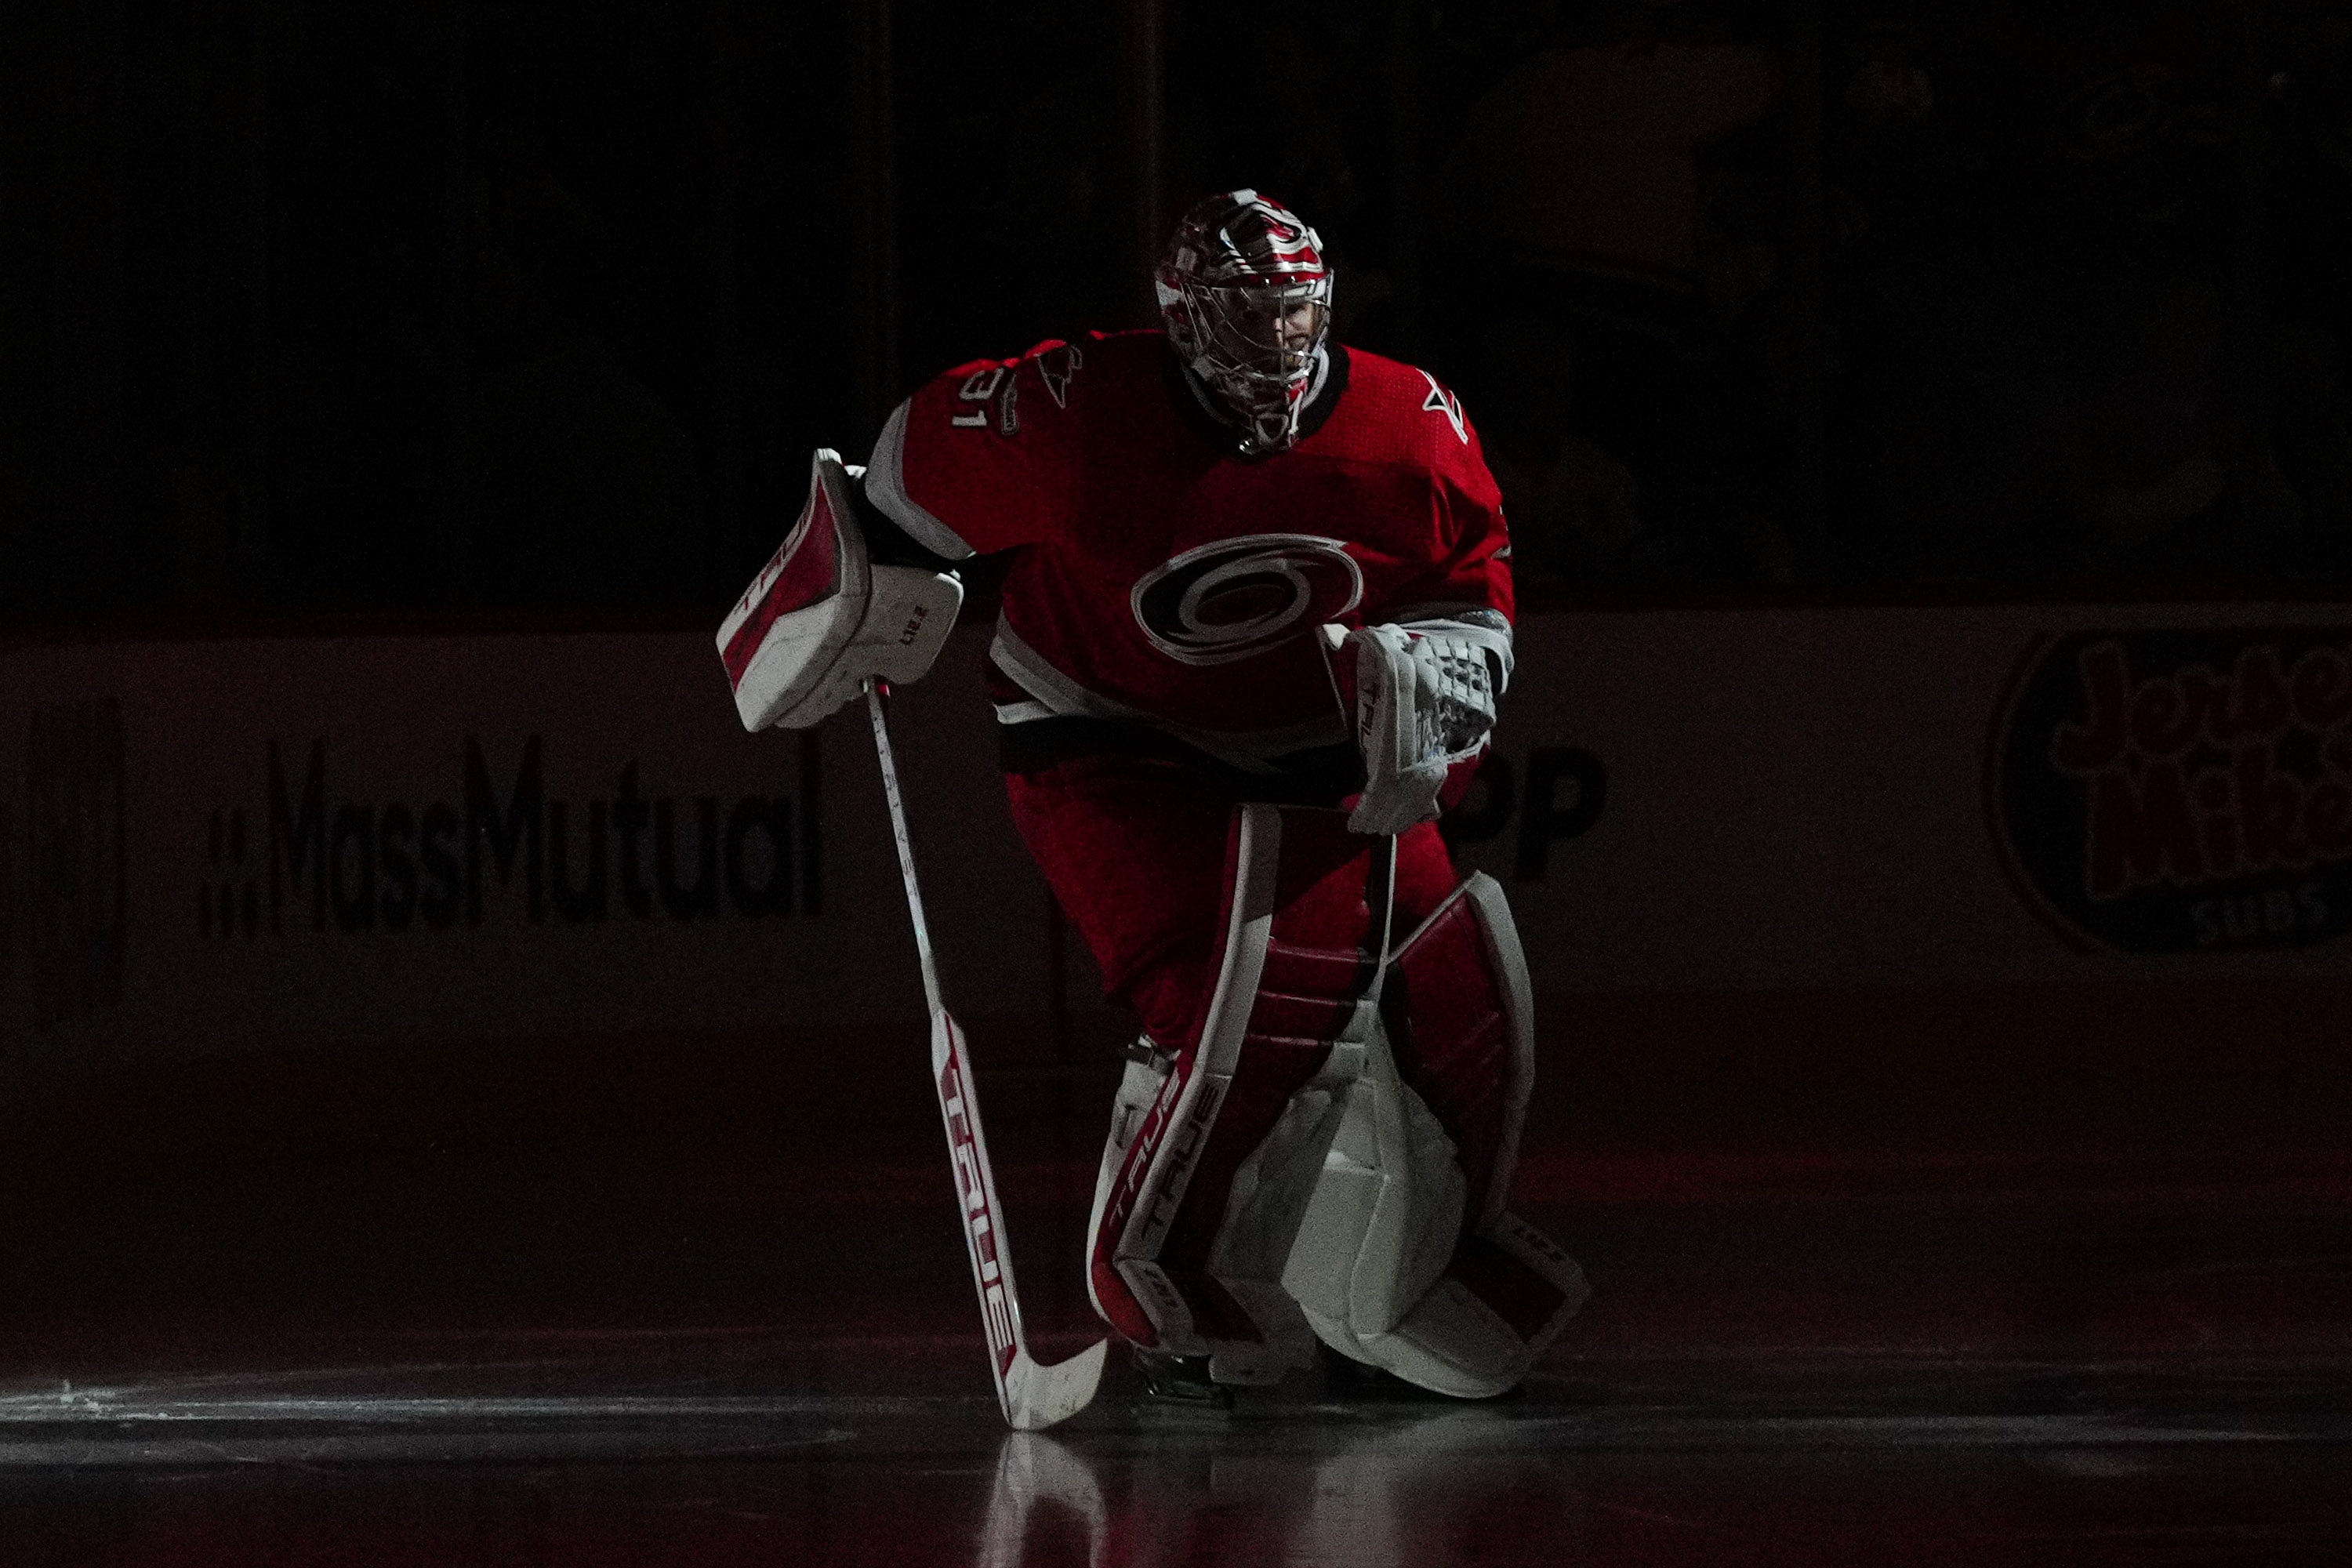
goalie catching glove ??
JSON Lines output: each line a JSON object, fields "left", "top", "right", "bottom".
{"left": 718, "top": 448, "right": 963, "bottom": 731}
{"left": 1328, "top": 614, "right": 1511, "bottom": 836}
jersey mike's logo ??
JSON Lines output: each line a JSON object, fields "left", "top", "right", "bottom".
{"left": 1131, "top": 534, "right": 1363, "bottom": 666}
{"left": 1993, "top": 626, "right": 2352, "bottom": 953}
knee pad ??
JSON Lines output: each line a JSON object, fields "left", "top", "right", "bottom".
{"left": 1283, "top": 873, "right": 1588, "bottom": 1398}
{"left": 1086, "top": 804, "right": 1396, "bottom": 1385}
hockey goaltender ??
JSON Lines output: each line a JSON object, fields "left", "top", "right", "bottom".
{"left": 717, "top": 190, "right": 1588, "bottom": 1415}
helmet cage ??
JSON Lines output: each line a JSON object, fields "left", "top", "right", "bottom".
{"left": 1173, "top": 278, "right": 1330, "bottom": 450}
{"left": 1155, "top": 191, "right": 1334, "bottom": 453}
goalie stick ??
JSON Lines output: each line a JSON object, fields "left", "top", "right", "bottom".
{"left": 864, "top": 681, "right": 1110, "bottom": 1430}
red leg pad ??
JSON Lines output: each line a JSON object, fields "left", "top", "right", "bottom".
{"left": 1088, "top": 805, "right": 1396, "bottom": 1368}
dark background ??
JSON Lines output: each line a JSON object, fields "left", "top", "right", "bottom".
{"left": 1, "top": 16, "right": 2350, "bottom": 1559}
{"left": 6, "top": 0, "right": 2352, "bottom": 626}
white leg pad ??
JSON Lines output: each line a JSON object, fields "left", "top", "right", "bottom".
{"left": 1280, "top": 1019, "right": 1464, "bottom": 1356}
{"left": 1356, "top": 1215, "right": 1589, "bottom": 1399}
{"left": 1280, "top": 871, "right": 1590, "bottom": 1397}
{"left": 1200, "top": 1033, "right": 1366, "bottom": 1385}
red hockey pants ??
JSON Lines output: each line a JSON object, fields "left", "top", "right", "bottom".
{"left": 1003, "top": 752, "right": 1461, "bottom": 1047}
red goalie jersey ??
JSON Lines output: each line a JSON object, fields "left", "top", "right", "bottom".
{"left": 865, "top": 329, "right": 1512, "bottom": 772}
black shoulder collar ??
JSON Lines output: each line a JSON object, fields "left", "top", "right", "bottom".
{"left": 1294, "top": 341, "right": 1351, "bottom": 445}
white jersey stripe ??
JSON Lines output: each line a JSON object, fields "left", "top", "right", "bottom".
{"left": 866, "top": 399, "right": 978, "bottom": 561}
{"left": 989, "top": 617, "right": 1348, "bottom": 772}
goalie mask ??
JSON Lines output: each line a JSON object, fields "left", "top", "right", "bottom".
{"left": 1156, "top": 190, "right": 1333, "bottom": 455}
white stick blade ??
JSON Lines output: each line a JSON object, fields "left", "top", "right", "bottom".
{"left": 1006, "top": 1341, "right": 1110, "bottom": 1432}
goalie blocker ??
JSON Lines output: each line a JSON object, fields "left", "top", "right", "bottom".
{"left": 719, "top": 448, "right": 964, "bottom": 731}
{"left": 1087, "top": 803, "right": 1587, "bottom": 1397}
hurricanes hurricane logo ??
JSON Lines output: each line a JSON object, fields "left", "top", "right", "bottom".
{"left": 1131, "top": 535, "right": 1363, "bottom": 666}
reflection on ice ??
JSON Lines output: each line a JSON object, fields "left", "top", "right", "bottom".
{"left": 977, "top": 1435, "right": 1110, "bottom": 1568}
{"left": 975, "top": 1410, "right": 1592, "bottom": 1567}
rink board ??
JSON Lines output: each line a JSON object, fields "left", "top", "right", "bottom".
{"left": 2, "top": 605, "right": 2350, "bottom": 1080}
